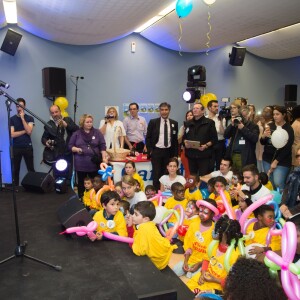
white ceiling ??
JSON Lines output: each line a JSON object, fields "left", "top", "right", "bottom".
{"left": 1, "top": 0, "right": 300, "bottom": 59}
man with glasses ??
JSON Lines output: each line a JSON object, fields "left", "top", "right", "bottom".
{"left": 123, "top": 102, "right": 147, "bottom": 153}
{"left": 224, "top": 100, "right": 259, "bottom": 171}
{"left": 10, "top": 98, "right": 35, "bottom": 186}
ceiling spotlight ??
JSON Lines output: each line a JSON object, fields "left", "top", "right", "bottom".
{"left": 3, "top": 0, "right": 17, "bottom": 24}
{"left": 183, "top": 88, "right": 201, "bottom": 103}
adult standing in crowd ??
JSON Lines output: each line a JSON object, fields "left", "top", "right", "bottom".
{"left": 183, "top": 102, "right": 218, "bottom": 176}
{"left": 260, "top": 105, "right": 294, "bottom": 191}
{"left": 224, "top": 100, "right": 259, "bottom": 171}
{"left": 146, "top": 102, "right": 178, "bottom": 192}
{"left": 41, "top": 105, "right": 78, "bottom": 174}
{"left": 291, "top": 105, "right": 300, "bottom": 168}
{"left": 69, "top": 114, "right": 108, "bottom": 199}
{"left": 255, "top": 105, "right": 274, "bottom": 172}
{"left": 10, "top": 98, "right": 35, "bottom": 186}
{"left": 99, "top": 106, "right": 126, "bottom": 149}
{"left": 207, "top": 100, "right": 226, "bottom": 170}
{"left": 123, "top": 102, "right": 147, "bottom": 153}
{"left": 178, "top": 109, "right": 193, "bottom": 178}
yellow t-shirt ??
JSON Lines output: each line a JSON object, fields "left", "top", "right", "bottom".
{"left": 184, "top": 188, "right": 203, "bottom": 201}
{"left": 164, "top": 196, "right": 188, "bottom": 224}
{"left": 187, "top": 242, "right": 240, "bottom": 292}
{"left": 265, "top": 181, "right": 274, "bottom": 191}
{"left": 183, "top": 218, "right": 214, "bottom": 265}
{"left": 93, "top": 210, "right": 127, "bottom": 237}
{"left": 209, "top": 190, "right": 232, "bottom": 207}
{"left": 245, "top": 222, "right": 281, "bottom": 251}
{"left": 133, "top": 172, "right": 145, "bottom": 192}
{"left": 132, "top": 221, "right": 177, "bottom": 270}
{"left": 82, "top": 189, "right": 93, "bottom": 207}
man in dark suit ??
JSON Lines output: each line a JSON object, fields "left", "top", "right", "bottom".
{"left": 146, "top": 102, "right": 178, "bottom": 192}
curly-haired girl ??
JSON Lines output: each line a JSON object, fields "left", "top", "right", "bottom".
{"left": 187, "top": 215, "right": 243, "bottom": 297}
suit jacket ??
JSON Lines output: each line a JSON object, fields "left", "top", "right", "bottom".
{"left": 146, "top": 117, "right": 178, "bottom": 157}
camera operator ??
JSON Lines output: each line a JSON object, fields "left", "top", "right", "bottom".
{"left": 224, "top": 101, "right": 259, "bottom": 171}
{"left": 41, "top": 105, "right": 79, "bottom": 171}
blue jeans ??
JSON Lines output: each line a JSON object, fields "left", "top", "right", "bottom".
{"left": 262, "top": 161, "right": 290, "bottom": 191}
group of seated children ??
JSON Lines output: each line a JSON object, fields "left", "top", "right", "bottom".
{"left": 77, "top": 158, "right": 286, "bottom": 298}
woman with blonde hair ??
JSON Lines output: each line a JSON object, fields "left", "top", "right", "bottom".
{"left": 99, "top": 106, "right": 126, "bottom": 149}
{"left": 69, "top": 114, "right": 108, "bottom": 198}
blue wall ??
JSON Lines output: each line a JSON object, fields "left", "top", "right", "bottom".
{"left": 0, "top": 26, "right": 299, "bottom": 184}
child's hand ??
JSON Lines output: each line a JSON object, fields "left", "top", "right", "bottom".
{"left": 248, "top": 245, "right": 264, "bottom": 255}
{"left": 183, "top": 262, "right": 189, "bottom": 272}
{"left": 198, "top": 273, "right": 206, "bottom": 285}
{"left": 125, "top": 213, "right": 133, "bottom": 227}
{"left": 96, "top": 231, "right": 103, "bottom": 240}
{"left": 203, "top": 272, "right": 218, "bottom": 283}
{"left": 189, "top": 263, "right": 201, "bottom": 273}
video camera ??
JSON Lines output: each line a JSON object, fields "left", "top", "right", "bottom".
{"left": 105, "top": 114, "right": 115, "bottom": 119}
{"left": 219, "top": 97, "right": 231, "bottom": 120}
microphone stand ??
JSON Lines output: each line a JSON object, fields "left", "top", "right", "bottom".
{"left": 0, "top": 88, "right": 61, "bottom": 271}
{"left": 72, "top": 77, "right": 79, "bottom": 123}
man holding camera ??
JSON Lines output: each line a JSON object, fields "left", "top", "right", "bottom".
{"left": 224, "top": 101, "right": 259, "bottom": 171}
{"left": 41, "top": 105, "right": 78, "bottom": 169}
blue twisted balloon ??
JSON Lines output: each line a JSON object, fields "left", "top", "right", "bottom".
{"left": 98, "top": 165, "right": 114, "bottom": 181}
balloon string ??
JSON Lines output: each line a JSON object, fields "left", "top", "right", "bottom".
{"left": 178, "top": 20, "right": 183, "bottom": 56}
{"left": 206, "top": 8, "right": 212, "bottom": 55}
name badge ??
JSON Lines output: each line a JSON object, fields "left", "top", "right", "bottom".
{"left": 239, "top": 139, "right": 245, "bottom": 145}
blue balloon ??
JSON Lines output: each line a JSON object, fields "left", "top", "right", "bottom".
{"left": 270, "top": 190, "right": 282, "bottom": 205}
{"left": 176, "top": 0, "right": 193, "bottom": 18}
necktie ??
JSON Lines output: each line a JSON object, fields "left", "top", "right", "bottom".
{"left": 164, "top": 120, "right": 168, "bottom": 147}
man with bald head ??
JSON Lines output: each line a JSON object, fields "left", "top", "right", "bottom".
{"left": 41, "top": 105, "right": 78, "bottom": 168}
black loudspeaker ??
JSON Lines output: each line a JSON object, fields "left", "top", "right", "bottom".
{"left": 285, "top": 85, "right": 297, "bottom": 102}
{"left": 0, "top": 28, "right": 22, "bottom": 56}
{"left": 42, "top": 67, "right": 66, "bottom": 97}
{"left": 57, "top": 195, "right": 92, "bottom": 228}
{"left": 21, "top": 172, "right": 55, "bottom": 193}
{"left": 229, "top": 47, "right": 246, "bottom": 66}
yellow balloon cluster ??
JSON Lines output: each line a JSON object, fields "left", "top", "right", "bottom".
{"left": 200, "top": 92, "right": 217, "bottom": 108}
{"left": 54, "top": 97, "right": 69, "bottom": 117}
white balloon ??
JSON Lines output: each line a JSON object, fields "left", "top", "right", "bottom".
{"left": 153, "top": 206, "right": 168, "bottom": 224}
{"left": 245, "top": 243, "right": 264, "bottom": 259}
{"left": 271, "top": 127, "right": 289, "bottom": 149}
{"left": 203, "top": 0, "right": 216, "bottom": 5}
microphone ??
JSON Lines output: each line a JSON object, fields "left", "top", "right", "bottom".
{"left": 0, "top": 80, "right": 10, "bottom": 89}
{"left": 71, "top": 75, "right": 84, "bottom": 79}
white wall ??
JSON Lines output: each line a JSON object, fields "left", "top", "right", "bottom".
{"left": 0, "top": 26, "right": 299, "bottom": 184}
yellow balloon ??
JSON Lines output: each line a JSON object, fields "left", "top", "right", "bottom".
{"left": 200, "top": 95, "right": 211, "bottom": 108}
{"left": 61, "top": 110, "right": 69, "bottom": 118}
{"left": 206, "top": 93, "right": 217, "bottom": 100}
{"left": 54, "top": 97, "right": 69, "bottom": 110}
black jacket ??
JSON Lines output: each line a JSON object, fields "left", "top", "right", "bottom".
{"left": 146, "top": 117, "right": 178, "bottom": 158}
{"left": 260, "top": 122, "right": 294, "bottom": 167}
{"left": 183, "top": 116, "right": 218, "bottom": 159}
{"left": 224, "top": 120, "right": 259, "bottom": 167}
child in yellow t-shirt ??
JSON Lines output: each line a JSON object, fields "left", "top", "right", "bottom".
{"left": 91, "top": 190, "right": 127, "bottom": 241}
{"left": 88, "top": 175, "right": 107, "bottom": 214}
{"left": 233, "top": 190, "right": 254, "bottom": 221}
{"left": 130, "top": 201, "right": 177, "bottom": 270}
{"left": 209, "top": 176, "right": 232, "bottom": 208}
{"left": 164, "top": 182, "right": 188, "bottom": 224}
{"left": 82, "top": 177, "right": 93, "bottom": 208}
{"left": 124, "top": 161, "right": 145, "bottom": 192}
{"left": 245, "top": 205, "right": 281, "bottom": 261}
{"left": 259, "top": 172, "right": 274, "bottom": 190}
{"left": 184, "top": 174, "right": 202, "bottom": 201}
{"left": 173, "top": 199, "right": 218, "bottom": 278}
{"left": 187, "top": 215, "right": 242, "bottom": 295}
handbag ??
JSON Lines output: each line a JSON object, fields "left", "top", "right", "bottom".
{"left": 89, "top": 143, "right": 102, "bottom": 166}
{"left": 42, "top": 147, "right": 58, "bottom": 166}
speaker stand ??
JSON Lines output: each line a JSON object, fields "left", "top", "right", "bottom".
{"left": 0, "top": 89, "right": 61, "bottom": 271}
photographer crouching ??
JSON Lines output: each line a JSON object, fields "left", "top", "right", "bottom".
{"left": 224, "top": 100, "right": 259, "bottom": 171}
{"left": 41, "top": 105, "right": 79, "bottom": 178}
